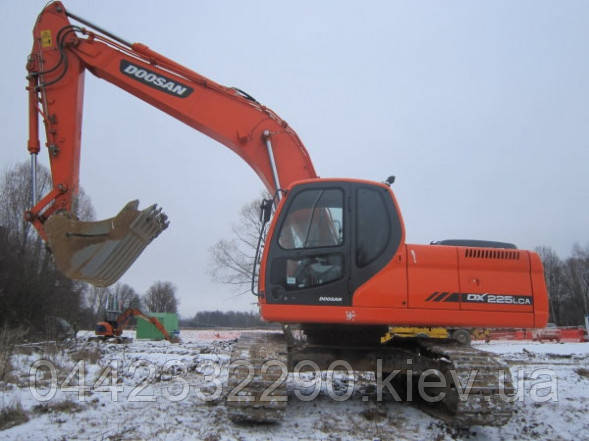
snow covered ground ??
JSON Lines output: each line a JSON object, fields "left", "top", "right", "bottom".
{"left": 1, "top": 331, "right": 588, "bottom": 441}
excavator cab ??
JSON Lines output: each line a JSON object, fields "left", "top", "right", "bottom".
{"left": 43, "top": 200, "right": 169, "bottom": 287}
{"left": 263, "top": 179, "right": 404, "bottom": 307}
{"left": 95, "top": 321, "right": 116, "bottom": 337}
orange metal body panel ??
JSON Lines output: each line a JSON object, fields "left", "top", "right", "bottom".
{"left": 457, "top": 248, "right": 533, "bottom": 313}
{"left": 352, "top": 249, "right": 407, "bottom": 308}
{"left": 261, "top": 246, "right": 546, "bottom": 328}
{"left": 406, "top": 244, "right": 460, "bottom": 310}
{"left": 259, "top": 304, "right": 536, "bottom": 328}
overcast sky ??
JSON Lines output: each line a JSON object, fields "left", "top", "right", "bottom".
{"left": 2, "top": 1, "right": 588, "bottom": 316}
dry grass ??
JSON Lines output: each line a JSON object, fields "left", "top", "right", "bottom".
{"left": 32, "top": 398, "right": 84, "bottom": 415}
{"left": 0, "top": 400, "right": 29, "bottom": 431}
{"left": 576, "top": 367, "right": 589, "bottom": 378}
{"left": 360, "top": 406, "right": 387, "bottom": 422}
{"left": 70, "top": 347, "right": 101, "bottom": 364}
{"left": 0, "top": 327, "right": 13, "bottom": 380}
{"left": 0, "top": 326, "right": 27, "bottom": 384}
{"left": 40, "top": 342, "right": 62, "bottom": 359}
{"left": 0, "top": 356, "right": 14, "bottom": 384}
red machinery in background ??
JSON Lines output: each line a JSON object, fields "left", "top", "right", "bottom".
{"left": 95, "top": 308, "right": 177, "bottom": 343}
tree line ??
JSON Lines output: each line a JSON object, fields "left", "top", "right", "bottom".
{"left": 181, "top": 310, "right": 276, "bottom": 329}
{"left": 87, "top": 280, "right": 179, "bottom": 324}
{"left": 536, "top": 245, "right": 589, "bottom": 326}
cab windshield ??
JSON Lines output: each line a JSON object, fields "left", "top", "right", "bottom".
{"left": 278, "top": 189, "right": 343, "bottom": 249}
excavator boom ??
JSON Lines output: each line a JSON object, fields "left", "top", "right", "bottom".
{"left": 27, "top": 2, "right": 316, "bottom": 286}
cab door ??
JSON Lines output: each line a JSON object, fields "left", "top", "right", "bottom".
{"left": 349, "top": 184, "right": 406, "bottom": 308}
{"left": 265, "top": 182, "right": 352, "bottom": 306}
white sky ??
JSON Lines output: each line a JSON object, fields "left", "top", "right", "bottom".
{"left": 2, "top": 1, "right": 588, "bottom": 317}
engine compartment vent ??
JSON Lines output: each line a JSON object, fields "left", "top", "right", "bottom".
{"left": 464, "top": 248, "right": 520, "bottom": 260}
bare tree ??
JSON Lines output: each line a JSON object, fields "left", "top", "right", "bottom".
{"left": 537, "top": 244, "right": 589, "bottom": 326}
{"left": 143, "top": 281, "right": 178, "bottom": 313}
{"left": 185, "top": 310, "right": 274, "bottom": 328}
{"left": 0, "top": 162, "right": 96, "bottom": 332}
{"left": 72, "top": 187, "right": 96, "bottom": 222}
{"left": 536, "top": 246, "right": 565, "bottom": 324}
{"left": 571, "top": 244, "right": 589, "bottom": 315}
{"left": 113, "top": 283, "right": 141, "bottom": 310}
{"left": 0, "top": 162, "right": 51, "bottom": 260}
{"left": 208, "top": 195, "right": 269, "bottom": 294}
{"left": 0, "top": 161, "right": 94, "bottom": 269}
{"left": 86, "top": 286, "right": 111, "bottom": 316}
{"left": 85, "top": 283, "right": 139, "bottom": 315}
{"left": 562, "top": 244, "right": 589, "bottom": 319}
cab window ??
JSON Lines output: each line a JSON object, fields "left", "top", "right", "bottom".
{"left": 278, "top": 189, "right": 344, "bottom": 249}
{"left": 356, "top": 188, "right": 390, "bottom": 267}
{"left": 283, "top": 254, "right": 344, "bottom": 290}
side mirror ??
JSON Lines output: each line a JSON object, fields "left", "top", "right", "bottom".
{"left": 259, "top": 199, "right": 273, "bottom": 224}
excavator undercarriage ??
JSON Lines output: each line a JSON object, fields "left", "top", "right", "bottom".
{"left": 226, "top": 329, "right": 514, "bottom": 427}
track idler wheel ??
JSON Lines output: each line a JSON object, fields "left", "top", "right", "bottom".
{"left": 450, "top": 329, "right": 472, "bottom": 346}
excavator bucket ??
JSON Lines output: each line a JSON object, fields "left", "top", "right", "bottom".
{"left": 44, "top": 200, "right": 169, "bottom": 287}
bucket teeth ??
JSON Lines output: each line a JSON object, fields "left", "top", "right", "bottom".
{"left": 44, "top": 200, "right": 169, "bottom": 287}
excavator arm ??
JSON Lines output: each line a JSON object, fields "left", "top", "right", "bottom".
{"left": 116, "top": 308, "right": 177, "bottom": 342}
{"left": 26, "top": 2, "right": 317, "bottom": 286}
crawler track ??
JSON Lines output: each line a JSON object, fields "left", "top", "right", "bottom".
{"left": 226, "top": 332, "right": 288, "bottom": 423}
{"left": 225, "top": 331, "right": 514, "bottom": 427}
{"left": 417, "top": 341, "right": 515, "bottom": 427}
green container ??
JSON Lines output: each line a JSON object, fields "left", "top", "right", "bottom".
{"left": 136, "top": 312, "right": 179, "bottom": 340}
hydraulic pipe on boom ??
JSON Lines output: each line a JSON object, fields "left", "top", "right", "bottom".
{"left": 26, "top": 73, "right": 40, "bottom": 205}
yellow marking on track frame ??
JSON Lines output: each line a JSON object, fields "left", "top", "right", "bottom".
{"left": 380, "top": 326, "right": 449, "bottom": 343}
{"left": 41, "top": 30, "right": 52, "bottom": 48}
{"left": 472, "top": 328, "right": 491, "bottom": 340}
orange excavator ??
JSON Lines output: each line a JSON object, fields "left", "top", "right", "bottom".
{"left": 95, "top": 308, "right": 177, "bottom": 343}
{"left": 94, "top": 308, "right": 178, "bottom": 343}
{"left": 26, "top": 3, "right": 548, "bottom": 427}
